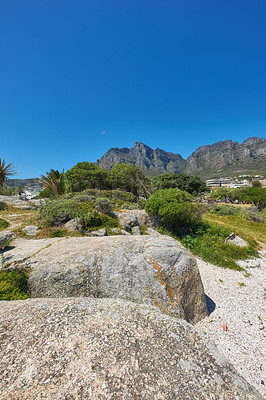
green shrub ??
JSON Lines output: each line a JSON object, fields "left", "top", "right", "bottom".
{"left": 94, "top": 198, "right": 112, "bottom": 214}
{"left": 0, "top": 269, "right": 29, "bottom": 300}
{"left": 209, "top": 204, "right": 240, "bottom": 216}
{"left": 65, "top": 162, "right": 109, "bottom": 192}
{"left": 39, "top": 197, "right": 119, "bottom": 230}
{"left": 145, "top": 188, "right": 202, "bottom": 227}
{"left": 152, "top": 173, "right": 208, "bottom": 194}
{"left": 0, "top": 218, "right": 9, "bottom": 232}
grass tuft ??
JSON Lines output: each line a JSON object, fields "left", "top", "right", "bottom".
{"left": 0, "top": 269, "right": 29, "bottom": 300}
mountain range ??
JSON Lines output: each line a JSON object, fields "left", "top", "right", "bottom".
{"left": 96, "top": 137, "right": 266, "bottom": 179}
{"left": 5, "top": 137, "right": 266, "bottom": 190}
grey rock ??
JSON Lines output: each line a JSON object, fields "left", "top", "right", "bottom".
{"left": 146, "top": 227, "right": 161, "bottom": 236}
{"left": 27, "top": 235, "right": 208, "bottom": 324}
{"left": 225, "top": 232, "right": 247, "bottom": 247}
{"left": 115, "top": 209, "right": 158, "bottom": 229}
{"left": 54, "top": 212, "right": 71, "bottom": 225}
{"left": 64, "top": 218, "right": 83, "bottom": 233}
{"left": 132, "top": 226, "right": 141, "bottom": 235}
{"left": 109, "top": 227, "right": 121, "bottom": 235}
{"left": 22, "top": 225, "right": 39, "bottom": 236}
{"left": 0, "top": 230, "right": 12, "bottom": 248}
{"left": 121, "top": 229, "right": 131, "bottom": 235}
{"left": 115, "top": 210, "right": 139, "bottom": 229}
{"left": 0, "top": 201, "right": 6, "bottom": 210}
{"left": 0, "top": 298, "right": 263, "bottom": 400}
{"left": 89, "top": 228, "right": 107, "bottom": 237}
{"left": 13, "top": 204, "right": 36, "bottom": 210}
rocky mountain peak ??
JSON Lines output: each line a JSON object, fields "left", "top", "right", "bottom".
{"left": 96, "top": 137, "right": 265, "bottom": 178}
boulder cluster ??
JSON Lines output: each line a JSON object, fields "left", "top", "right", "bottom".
{"left": 0, "top": 213, "right": 263, "bottom": 399}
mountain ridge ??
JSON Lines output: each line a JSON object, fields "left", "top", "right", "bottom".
{"left": 96, "top": 137, "right": 266, "bottom": 178}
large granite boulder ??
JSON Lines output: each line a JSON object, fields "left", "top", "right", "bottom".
{"left": 0, "top": 298, "right": 262, "bottom": 400}
{"left": 26, "top": 235, "right": 207, "bottom": 323}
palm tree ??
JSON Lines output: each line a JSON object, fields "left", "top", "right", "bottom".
{"left": 38, "top": 169, "right": 65, "bottom": 196}
{"left": 0, "top": 159, "right": 16, "bottom": 187}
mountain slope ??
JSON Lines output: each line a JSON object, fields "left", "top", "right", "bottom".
{"left": 96, "top": 137, "right": 266, "bottom": 178}
{"left": 96, "top": 142, "right": 186, "bottom": 176}
{"left": 184, "top": 137, "right": 266, "bottom": 178}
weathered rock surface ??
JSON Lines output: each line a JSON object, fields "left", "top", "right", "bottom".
{"left": 64, "top": 218, "right": 83, "bottom": 232}
{"left": 132, "top": 226, "right": 141, "bottom": 235}
{"left": 89, "top": 228, "right": 107, "bottom": 237}
{"left": 225, "top": 232, "right": 247, "bottom": 247}
{"left": 121, "top": 229, "right": 131, "bottom": 235}
{"left": 26, "top": 235, "right": 208, "bottom": 323}
{"left": 0, "top": 230, "right": 12, "bottom": 248}
{"left": 114, "top": 209, "right": 158, "bottom": 230}
{"left": 0, "top": 298, "right": 263, "bottom": 400}
{"left": 146, "top": 227, "right": 161, "bottom": 236}
{"left": 22, "top": 225, "right": 39, "bottom": 236}
{"left": 3, "top": 237, "right": 59, "bottom": 265}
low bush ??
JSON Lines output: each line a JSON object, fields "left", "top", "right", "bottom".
{"left": 145, "top": 188, "right": 202, "bottom": 227}
{"left": 208, "top": 204, "right": 240, "bottom": 216}
{"left": 0, "top": 218, "right": 9, "bottom": 232}
{"left": 39, "top": 197, "right": 119, "bottom": 230}
{"left": 94, "top": 198, "right": 112, "bottom": 214}
{"left": 0, "top": 269, "right": 29, "bottom": 300}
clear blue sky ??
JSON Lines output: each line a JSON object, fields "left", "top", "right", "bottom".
{"left": 1, "top": 0, "right": 265, "bottom": 178}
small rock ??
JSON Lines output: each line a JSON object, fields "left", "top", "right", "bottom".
{"left": 0, "top": 201, "right": 6, "bottom": 210}
{"left": 22, "top": 225, "right": 39, "bottom": 236}
{"left": 222, "top": 323, "right": 228, "bottom": 331}
{"left": 132, "top": 226, "right": 141, "bottom": 235}
{"left": 121, "top": 229, "right": 131, "bottom": 236}
{"left": 146, "top": 228, "right": 161, "bottom": 236}
{"left": 0, "top": 230, "right": 12, "bottom": 248}
{"left": 225, "top": 233, "right": 247, "bottom": 247}
{"left": 89, "top": 228, "right": 107, "bottom": 237}
{"left": 109, "top": 228, "right": 121, "bottom": 235}
{"left": 65, "top": 219, "right": 83, "bottom": 233}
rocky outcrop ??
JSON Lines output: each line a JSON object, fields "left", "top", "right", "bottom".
{"left": 0, "top": 298, "right": 263, "bottom": 400}
{"left": 26, "top": 235, "right": 208, "bottom": 323}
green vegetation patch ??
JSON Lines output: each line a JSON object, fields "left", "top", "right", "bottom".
{"left": 159, "top": 222, "right": 257, "bottom": 271}
{"left": 203, "top": 213, "right": 266, "bottom": 244}
{"left": 145, "top": 188, "right": 203, "bottom": 227}
{"left": 0, "top": 218, "right": 9, "bottom": 232}
{"left": 39, "top": 195, "right": 119, "bottom": 231}
{"left": 0, "top": 269, "right": 29, "bottom": 300}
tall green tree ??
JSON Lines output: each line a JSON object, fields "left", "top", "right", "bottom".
{"left": 38, "top": 169, "right": 65, "bottom": 197}
{"left": 152, "top": 173, "right": 208, "bottom": 194}
{"left": 0, "top": 159, "right": 16, "bottom": 187}
{"left": 65, "top": 162, "right": 109, "bottom": 192}
{"left": 109, "top": 163, "right": 150, "bottom": 198}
